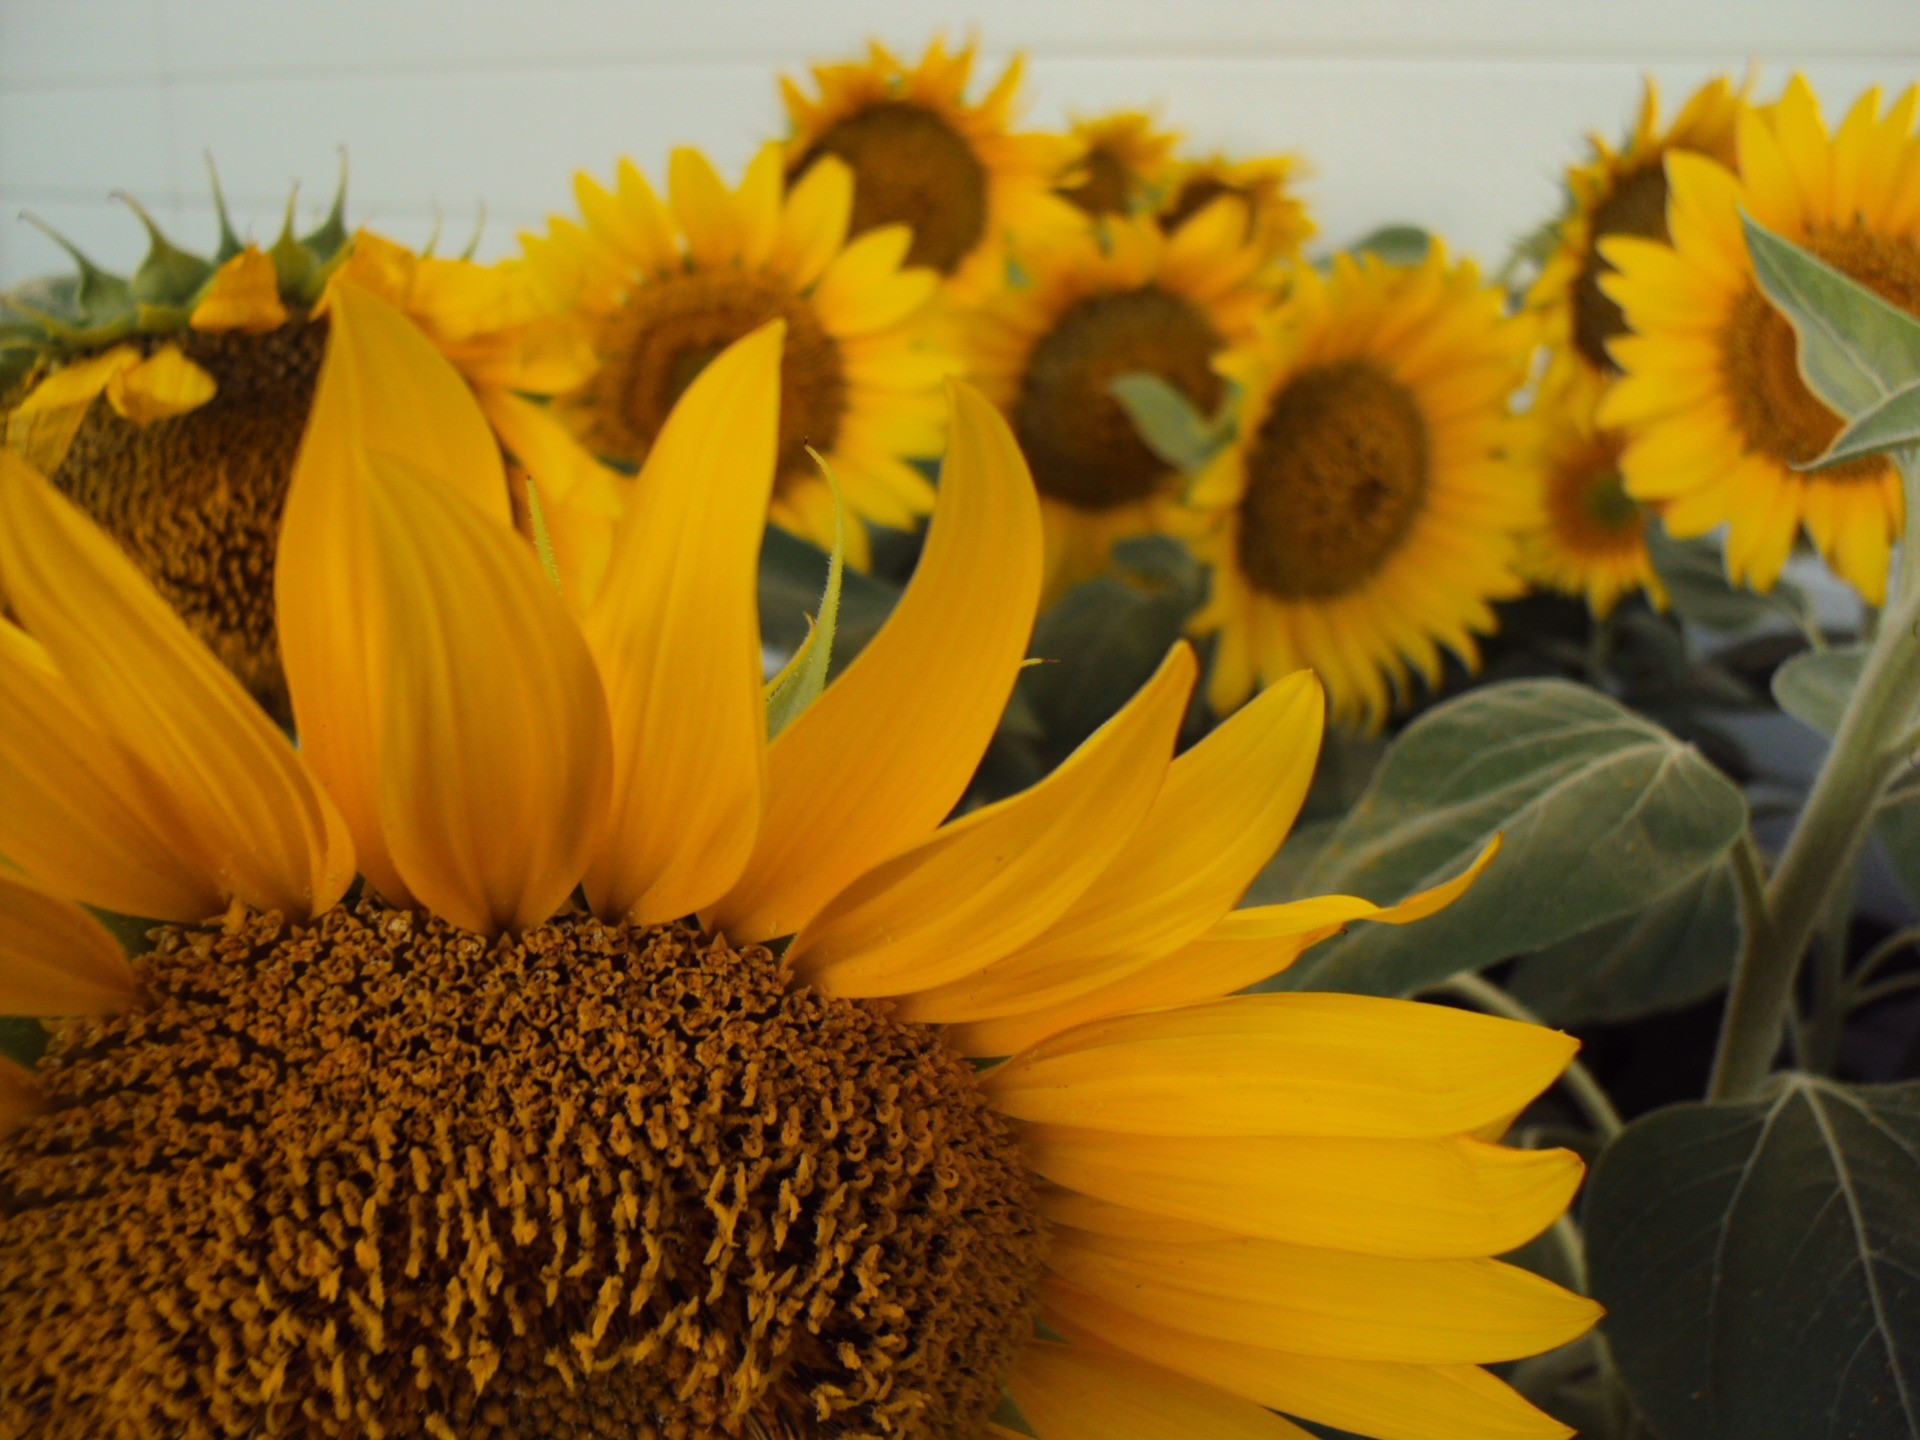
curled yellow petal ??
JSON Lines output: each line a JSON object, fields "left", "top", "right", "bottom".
{"left": 1010, "top": 1341, "right": 1316, "bottom": 1440}
{"left": 190, "top": 246, "right": 290, "bottom": 333}
{"left": 104, "top": 344, "right": 217, "bottom": 424}
{"left": 707, "top": 382, "right": 1043, "bottom": 941}
{"left": 0, "top": 452, "right": 352, "bottom": 919}
{"left": 581, "top": 322, "right": 781, "bottom": 923}
{"left": 0, "top": 872, "right": 141, "bottom": 1016}
{"left": 366, "top": 453, "right": 613, "bottom": 935}
{"left": 788, "top": 645, "right": 1195, "bottom": 997}
{"left": 981, "top": 990, "right": 1577, "bottom": 1139}
{"left": 3, "top": 345, "right": 140, "bottom": 475}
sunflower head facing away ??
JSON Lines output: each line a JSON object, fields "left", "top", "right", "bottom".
{"left": 1157, "top": 150, "right": 1317, "bottom": 270}
{"left": 1526, "top": 73, "right": 1748, "bottom": 395}
{"left": 1, "top": 178, "right": 614, "bottom": 712}
{"left": 1521, "top": 371, "right": 1667, "bottom": 616}
{"left": 1602, "top": 76, "right": 1920, "bottom": 602}
{"left": 1056, "top": 110, "right": 1183, "bottom": 218}
{"left": 527, "top": 142, "right": 954, "bottom": 568}
{"left": 1188, "top": 243, "right": 1535, "bottom": 729}
{"left": 966, "top": 202, "right": 1269, "bottom": 598}
{"left": 782, "top": 38, "right": 1085, "bottom": 297}
{"left": 0, "top": 284, "right": 1597, "bottom": 1438}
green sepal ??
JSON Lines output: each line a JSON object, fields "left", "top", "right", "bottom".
{"left": 20, "top": 214, "right": 134, "bottom": 324}
{"left": 201, "top": 154, "right": 246, "bottom": 263}
{"left": 7, "top": 299, "right": 137, "bottom": 349}
{"left": 267, "top": 188, "right": 318, "bottom": 301}
{"left": 524, "top": 477, "right": 563, "bottom": 594}
{"left": 116, "top": 191, "right": 214, "bottom": 306}
{"left": 765, "top": 451, "right": 847, "bottom": 738}
{"left": 133, "top": 301, "right": 194, "bottom": 334}
{"left": 301, "top": 151, "right": 352, "bottom": 261}
{"left": 458, "top": 202, "right": 489, "bottom": 262}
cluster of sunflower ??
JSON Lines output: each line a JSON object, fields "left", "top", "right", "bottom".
{"left": 0, "top": 35, "right": 1627, "bottom": 1440}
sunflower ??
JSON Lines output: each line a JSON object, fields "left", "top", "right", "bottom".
{"left": 1521, "top": 373, "right": 1667, "bottom": 615}
{"left": 781, "top": 38, "right": 1084, "bottom": 296}
{"left": 1057, "top": 110, "right": 1181, "bottom": 218}
{"left": 0, "top": 182, "right": 615, "bottom": 710}
{"left": 1602, "top": 77, "right": 1920, "bottom": 602}
{"left": 527, "top": 142, "right": 952, "bottom": 569}
{"left": 1158, "top": 151, "right": 1317, "bottom": 268}
{"left": 1188, "top": 244, "right": 1535, "bottom": 728}
{"left": 0, "top": 282, "right": 1597, "bottom": 1437}
{"left": 1527, "top": 75, "right": 1748, "bottom": 401}
{"left": 966, "top": 204, "right": 1269, "bottom": 598}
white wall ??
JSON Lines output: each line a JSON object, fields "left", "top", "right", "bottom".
{"left": 3, "top": 0, "right": 1918, "bottom": 288}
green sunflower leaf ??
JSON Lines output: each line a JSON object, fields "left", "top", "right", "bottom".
{"left": 765, "top": 454, "right": 847, "bottom": 739}
{"left": 1587, "top": 1074, "right": 1920, "bottom": 1440}
{"left": 1645, "top": 524, "right": 1812, "bottom": 635}
{"left": 1772, "top": 641, "right": 1869, "bottom": 737}
{"left": 1743, "top": 210, "right": 1920, "bottom": 419}
{"left": 1812, "top": 377, "right": 1920, "bottom": 469}
{"left": 1109, "top": 371, "right": 1231, "bottom": 473}
{"left": 1346, "top": 223, "right": 1432, "bottom": 266}
{"left": 1265, "top": 679, "right": 1748, "bottom": 997}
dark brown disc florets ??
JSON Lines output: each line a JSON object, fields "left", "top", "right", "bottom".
{"left": 0, "top": 902, "right": 1045, "bottom": 1440}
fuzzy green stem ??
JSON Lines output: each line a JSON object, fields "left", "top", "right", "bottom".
{"left": 1710, "top": 563, "right": 1920, "bottom": 1100}
{"left": 1435, "top": 974, "right": 1624, "bottom": 1141}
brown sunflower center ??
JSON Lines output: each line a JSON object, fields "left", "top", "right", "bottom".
{"left": 0, "top": 903, "right": 1045, "bottom": 1440}
{"left": 792, "top": 101, "right": 989, "bottom": 274}
{"left": 583, "top": 271, "right": 847, "bottom": 486}
{"left": 1572, "top": 161, "right": 1672, "bottom": 372}
{"left": 1722, "top": 225, "right": 1920, "bottom": 482}
{"left": 1237, "top": 358, "right": 1431, "bottom": 599}
{"left": 36, "top": 318, "right": 327, "bottom": 718}
{"left": 1062, "top": 147, "right": 1134, "bottom": 217}
{"left": 1013, "top": 285, "right": 1224, "bottom": 511}
{"left": 1548, "top": 431, "right": 1644, "bottom": 556}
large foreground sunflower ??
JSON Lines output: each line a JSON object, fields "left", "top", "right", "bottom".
{"left": 1188, "top": 245, "right": 1534, "bottom": 728}
{"left": 1603, "top": 77, "right": 1920, "bottom": 601}
{"left": 782, "top": 38, "right": 1083, "bottom": 296}
{"left": 1526, "top": 74, "right": 1747, "bottom": 396}
{"left": 966, "top": 205, "right": 1268, "bottom": 597}
{"left": 0, "top": 286, "right": 1599, "bottom": 1436}
{"left": 527, "top": 142, "right": 951, "bottom": 568}
{"left": 1, "top": 187, "right": 614, "bottom": 708}
{"left": 1521, "top": 374, "right": 1666, "bottom": 615}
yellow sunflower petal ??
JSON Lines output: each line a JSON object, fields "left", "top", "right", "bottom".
{"left": 103, "top": 343, "right": 217, "bottom": 424}
{"left": 669, "top": 146, "right": 742, "bottom": 267}
{"left": 897, "top": 671, "right": 1324, "bottom": 1027}
{"left": 0, "top": 871, "right": 141, "bottom": 1017}
{"left": 363, "top": 452, "right": 612, "bottom": 936}
{"left": 1043, "top": 1280, "right": 1573, "bottom": 1440}
{"left": 773, "top": 154, "right": 855, "bottom": 287}
{"left": 190, "top": 246, "right": 290, "bottom": 333}
{"left": 1046, "top": 1227, "right": 1601, "bottom": 1364}
{"left": 3, "top": 345, "right": 140, "bottom": 475}
{"left": 279, "top": 279, "right": 510, "bottom": 907}
{"left": 788, "top": 644, "right": 1194, "bottom": 997}
{"left": 1024, "top": 1124, "right": 1583, "bottom": 1257}
{"left": 1010, "top": 1341, "right": 1316, "bottom": 1440}
{"left": 581, "top": 322, "right": 780, "bottom": 923}
{"left": 707, "top": 382, "right": 1042, "bottom": 941}
{"left": 0, "top": 620, "right": 225, "bottom": 922}
{"left": 0, "top": 452, "right": 352, "bottom": 920}
{"left": 981, "top": 991, "right": 1577, "bottom": 1138}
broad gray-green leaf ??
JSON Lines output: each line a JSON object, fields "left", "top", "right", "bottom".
{"left": 1109, "top": 371, "right": 1230, "bottom": 472}
{"left": 1588, "top": 1075, "right": 1920, "bottom": 1440}
{"left": 1745, "top": 211, "right": 1920, "bottom": 417}
{"left": 1878, "top": 795, "right": 1920, "bottom": 905}
{"left": 1348, "top": 223, "right": 1432, "bottom": 266}
{"left": 1267, "top": 680, "right": 1748, "bottom": 997}
{"left": 1814, "top": 378, "right": 1920, "bottom": 469}
{"left": 1646, "top": 525, "right": 1811, "bottom": 634}
{"left": 1506, "top": 856, "right": 1740, "bottom": 1024}
{"left": 1772, "top": 642, "right": 1869, "bottom": 738}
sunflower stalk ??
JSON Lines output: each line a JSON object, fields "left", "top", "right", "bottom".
{"left": 1710, "top": 452, "right": 1920, "bottom": 1100}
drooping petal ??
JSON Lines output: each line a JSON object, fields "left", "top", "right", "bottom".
{"left": 981, "top": 992, "right": 1578, "bottom": 1138}
{"left": 706, "top": 382, "right": 1043, "bottom": 941}
{"left": 788, "top": 644, "right": 1194, "bottom": 997}
{"left": 1010, "top": 1341, "right": 1317, "bottom": 1440}
{"left": 104, "top": 344, "right": 216, "bottom": 424}
{"left": 0, "top": 452, "right": 352, "bottom": 919}
{"left": 0, "top": 621, "right": 225, "bottom": 921}
{"left": 0, "top": 871, "right": 141, "bottom": 1016}
{"left": 279, "top": 279, "right": 510, "bottom": 906}
{"left": 190, "top": 247, "right": 289, "bottom": 333}
{"left": 581, "top": 322, "right": 781, "bottom": 923}
{"left": 1043, "top": 1281, "right": 1574, "bottom": 1440}
{"left": 365, "top": 453, "right": 613, "bottom": 935}
{"left": 3, "top": 345, "right": 140, "bottom": 475}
